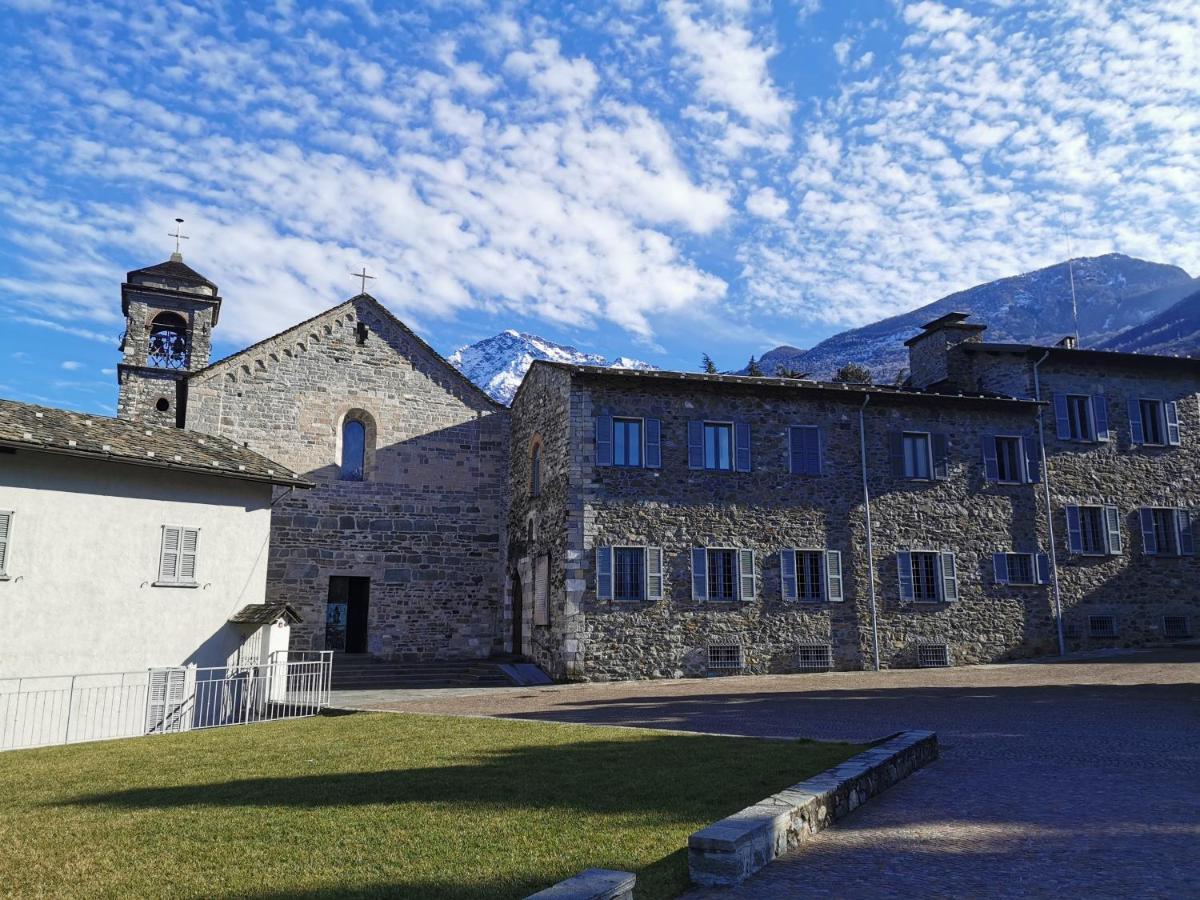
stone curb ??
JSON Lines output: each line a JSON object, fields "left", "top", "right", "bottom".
{"left": 524, "top": 868, "right": 635, "bottom": 899}
{"left": 688, "top": 729, "right": 939, "bottom": 887}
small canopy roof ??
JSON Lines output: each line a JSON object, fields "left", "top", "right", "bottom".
{"left": 228, "top": 602, "right": 303, "bottom": 626}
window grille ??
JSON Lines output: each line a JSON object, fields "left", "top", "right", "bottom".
{"left": 614, "top": 547, "right": 646, "bottom": 602}
{"left": 1088, "top": 615, "right": 1117, "bottom": 638}
{"left": 707, "top": 549, "right": 738, "bottom": 602}
{"left": 917, "top": 643, "right": 950, "bottom": 668}
{"left": 796, "top": 642, "right": 833, "bottom": 672}
{"left": 1006, "top": 553, "right": 1035, "bottom": 584}
{"left": 911, "top": 552, "right": 940, "bottom": 602}
{"left": 707, "top": 643, "right": 743, "bottom": 673}
{"left": 1163, "top": 616, "right": 1190, "bottom": 639}
{"left": 797, "top": 551, "right": 823, "bottom": 601}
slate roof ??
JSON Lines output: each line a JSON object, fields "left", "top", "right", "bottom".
{"left": 127, "top": 257, "right": 218, "bottom": 291}
{"left": 228, "top": 602, "right": 304, "bottom": 625}
{"left": 956, "top": 341, "right": 1200, "bottom": 372}
{"left": 0, "top": 398, "right": 311, "bottom": 488}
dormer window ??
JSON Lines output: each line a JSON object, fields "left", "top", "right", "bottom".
{"left": 147, "top": 313, "right": 190, "bottom": 370}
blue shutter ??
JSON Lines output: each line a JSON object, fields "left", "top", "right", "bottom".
{"left": 687, "top": 421, "right": 703, "bottom": 469}
{"left": 1128, "top": 399, "right": 1144, "bottom": 445}
{"left": 691, "top": 548, "right": 707, "bottom": 601}
{"left": 897, "top": 552, "right": 914, "bottom": 601}
{"left": 596, "top": 547, "right": 613, "bottom": 600}
{"left": 1036, "top": 553, "right": 1050, "bottom": 584}
{"left": 939, "top": 552, "right": 959, "bottom": 601}
{"left": 1023, "top": 437, "right": 1041, "bottom": 483}
{"left": 735, "top": 423, "right": 751, "bottom": 472}
{"left": 788, "top": 427, "right": 799, "bottom": 474}
{"left": 890, "top": 431, "right": 905, "bottom": 477}
{"left": 1066, "top": 506, "right": 1083, "bottom": 553}
{"left": 595, "top": 416, "right": 613, "bottom": 466}
{"left": 1104, "top": 505, "right": 1122, "bottom": 554}
{"left": 780, "top": 549, "right": 797, "bottom": 600}
{"left": 824, "top": 550, "right": 844, "bottom": 602}
{"left": 1140, "top": 508, "right": 1157, "bottom": 555}
{"left": 1053, "top": 393, "right": 1071, "bottom": 439}
{"left": 981, "top": 435, "right": 999, "bottom": 482}
{"left": 1092, "top": 395, "right": 1109, "bottom": 442}
{"left": 645, "top": 418, "right": 661, "bottom": 468}
{"left": 932, "top": 433, "right": 950, "bottom": 480}
{"left": 1165, "top": 401, "right": 1181, "bottom": 445}
{"left": 1178, "top": 510, "right": 1194, "bottom": 556}
{"left": 815, "top": 427, "right": 825, "bottom": 476}
{"left": 993, "top": 553, "right": 1009, "bottom": 584}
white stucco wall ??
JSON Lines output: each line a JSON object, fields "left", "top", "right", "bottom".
{"left": 0, "top": 450, "right": 275, "bottom": 678}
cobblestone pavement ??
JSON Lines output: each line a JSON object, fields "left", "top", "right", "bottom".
{"left": 342, "top": 649, "right": 1200, "bottom": 899}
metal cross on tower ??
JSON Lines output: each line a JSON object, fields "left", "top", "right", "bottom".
{"left": 352, "top": 266, "right": 375, "bottom": 294}
{"left": 168, "top": 218, "right": 189, "bottom": 255}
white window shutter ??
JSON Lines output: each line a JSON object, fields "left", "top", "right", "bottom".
{"left": 179, "top": 528, "right": 199, "bottom": 583}
{"left": 0, "top": 510, "right": 10, "bottom": 576}
{"left": 595, "top": 547, "right": 613, "bottom": 601}
{"left": 939, "top": 552, "right": 959, "bottom": 601}
{"left": 646, "top": 547, "right": 664, "bottom": 600}
{"left": 691, "top": 548, "right": 708, "bottom": 601}
{"left": 1104, "top": 506, "right": 1123, "bottom": 554}
{"left": 780, "top": 549, "right": 798, "bottom": 601}
{"left": 159, "top": 526, "right": 182, "bottom": 583}
{"left": 146, "top": 667, "right": 187, "bottom": 733}
{"left": 824, "top": 550, "right": 844, "bottom": 602}
{"left": 738, "top": 549, "right": 755, "bottom": 600}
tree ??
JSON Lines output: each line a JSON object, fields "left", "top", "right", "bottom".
{"left": 775, "top": 364, "right": 806, "bottom": 379}
{"left": 832, "top": 362, "right": 872, "bottom": 384}
{"left": 893, "top": 368, "right": 910, "bottom": 388}
{"left": 701, "top": 353, "right": 718, "bottom": 374}
{"left": 746, "top": 356, "right": 764, "bottom": 377}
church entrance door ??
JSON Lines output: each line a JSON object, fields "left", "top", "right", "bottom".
{"left": 326, "top": 576, "right": 370, "bottom": 653}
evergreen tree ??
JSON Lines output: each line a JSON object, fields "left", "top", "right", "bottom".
{"left": 746, "top": 356, "right": 764, "bottom": 377}
{"left": 701, "top": 353, "right": 718, "bottom": 374}
{"left": 832, "top": 362, "right": 872, "bottom": 384}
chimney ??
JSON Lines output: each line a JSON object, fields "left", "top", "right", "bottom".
{"left": 905, "top": 312, "right": 987, "bottom": 390}
{"left": 1056, "top": 335, "right": 1078, "bottom": 350}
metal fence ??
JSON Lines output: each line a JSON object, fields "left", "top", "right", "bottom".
{"left": 0, "top": 651, "right": 332, "bottom": 752}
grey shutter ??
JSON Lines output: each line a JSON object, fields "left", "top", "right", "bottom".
{"left": 981, "top": 435, "right": 999, "bottom": 482}
{"left": 645, "top": 418, "right": 661, "bottom": 468}
{"left": 595, "top": 547, "right": 613, "bottom": 600}
{"left": 738, "top": 549, "right": 755, "bottom": 600}
{"left": 1036, "top": 553, "right": 1051, "bottom": 585}
{"left": 1140, "top": 508, "right": 1157, "bottom": 555}
{"left": 889, "top": 432, "right": 906, "bottom": 477}
{"left": 1053, "top": 393, "right": 1071, "bottom": 439}
{"left": 1092, "top": 395, "right": 1109, "bottom": 442}
{"left": 1128, "top": 399, "right": 1144, "bottom": 445}
{"left": 646, "top": 547, "right": 664, "bottom": 600}
{"left": 780, "top": 549, "right": 798, "bottom": 600}
{"left": 179, "top": 528, "right": 199, "bottom": 583}
{"left": 534, "top": 554, "right": 550, "bottom": 625}
{"left": 815, "top": 427, "right": 825, "bottom": 475}
{"left": 146, "top": 667, "right": 186, "bottom": 734}
{"left": 993, "top": 553, "right": 1009, "bottom": 584}
{"left": 1065, "top": 506, "right": 1083, "bottom": 553}
{"left": 1104, "top": 505, "right": 1122, "bottom": 554}
{"left": 691, "top": 548, "right": 707, "bottom": 601}
{"left": 595, "top": 415, "right": 613, "bottom": 466}
{"left": 897, "top": 552, "right": 914, "bottom": 601}
{"left": 0, "top": 511, "right": 10, "bottom": 576}
{"left": 159, "top": 526, "right": 181, "bottom": 583}
{"left": 1165, "top": 401, "right": 1181, "bottom": 445}
{"left": 735, "top": 423, "right": 751, "bottom": 472}
{"left": 1178, "top": 510, "right": 1194, "bottom": 556}
{"left": 824, "top": 550, "right": 844, "bottom": 602}
{"left": 939, "top": 552, "right": 959, "bottom": 601}
{"left": 687, "top": 421, "right": 704, "bottom": 469}
{"left": 1023, "top": 437, "right": 1041, "bottom": 483}
{"left": 932, "top": 433, "right": 950, "bottom": 480}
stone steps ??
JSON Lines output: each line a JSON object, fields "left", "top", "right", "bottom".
{"left": 329, "top": 654, "right": 523, "bottom": 691}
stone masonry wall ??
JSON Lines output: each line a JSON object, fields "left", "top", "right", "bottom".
{"left": 118, "top": 293, "right": 216, "bottom": 425}
{"left": 185, "top": 296, "right": 508, "bottom": 660}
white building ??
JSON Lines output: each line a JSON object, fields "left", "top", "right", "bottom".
{"left": 0, "top": 398, "right": 310, "bottom": 679}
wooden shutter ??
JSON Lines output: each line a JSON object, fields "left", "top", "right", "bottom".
{"left": 1036, "top": 553, "right": 1050, "bottom": 584}
{"left": 146, "top": 667, "right": 187, "bottom": 734}
{"left": 179, "top": 528, "right": 199, "bottom": 583}
{"left": 691, "top": 548, "right": 707, "bottom": 601}
{"left": 939, "top": 552, "right": 959, "bottom": 601}
{"left": 1053, "top": 394, "right": 1071, "bottom": 439}
{"left": 737, "top": 549, "right": 755, "bottom": 600}
{"left": 595, "top": 415, "right": 613, "bottom": 466}
{"left": 595, "top": 547, "right": 613, "bottom": 600}
{"left": 932, "top": 434, "right": 950, "bottom": 480}
{"left": 1104, "top": 505, "right": 1122, "bottom": 554}
{"left": 1023, "top": 437, "right": 1041, "bottom": 483}
{"left": 897, "top": 552, "right": 914, "bottom": 601}
{"left": 1127, "top": 399, "right": 1144, "bottom": 445}
{"left": 645, "top": 418, "right": 662, "bottom": 468}
{"left": 1065, "top": 506, "right": 1083, "bottom": 553}
{"left": 646, "top": 547, "right": 664, "bottom": 599}
{"left": 0, "top": 510, "right": 10, "bottom": 576}
{"left": 1140, "top": 508, "right": 1157, "bottom": 555}
{"left": 824, "top": 550, "right": 844, "bottom": 602}
{"left": 534, "top": 554, "right": 550, "bottom": 625}
{"left": 735, "top": 423, "right": 751, "bottom": 472}
{"left": 981, "top": 435, "right": 999, "bottom": 482}
{"left": 780, "top": 549, "right": 798, "bottom": 600}
{"left": 1092, "top": 395, "right": 1110, "bottom": 442}
{"left": 790, "top": 426, "right": 822, "bottom": 476}
{"left": 159, "top": 526, "right": 181, "bottom": 583}
{"left": 1165, "top": 401, "right": 1181, "bottom": 445}
{"left": 1177, "top": 510, "right": 1194, "bottom": 556}
{"left": 687, "top": 421, "right": 704, "bottom": 469}
{"left": 889, "top": 432, "right": 905, "bottom": 477}
{"left": 993, "top": 553, "right": 1009, "bottom": 584}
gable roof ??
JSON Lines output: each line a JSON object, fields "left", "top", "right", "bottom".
{"left": 127, "top": 257, "right": 218, "bottom": 291}
{"left": 187, "top": 293, "right": 502, "bottom": 409}
{"left": 0, "top": 398, "right": 311, "bottom": 488}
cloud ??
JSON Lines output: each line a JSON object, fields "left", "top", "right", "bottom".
{"left": 745, "top": 186, "right": 788, "bottom": 220}
{"left": 60, "top": 360, "right": 83, "bottom": 370}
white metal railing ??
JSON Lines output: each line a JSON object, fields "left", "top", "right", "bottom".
{"left": 0, "top": 651, "right": 333, "bottom": 752}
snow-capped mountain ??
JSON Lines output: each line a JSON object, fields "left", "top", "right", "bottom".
{"left": 448, "top": 330, "right": 655, "bottom": 404}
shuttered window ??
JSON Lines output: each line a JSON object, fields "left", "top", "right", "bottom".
{"left": 158, "top": 526, "right": 200, "bottom": 585}
{"left": 597, "top": 416, "right": 661, "bottom": 468}
{"left": 898, "top": 551, "right": 956, "bottom": 602}
{"left": 614, "top": 547, "right": 645, "bottom": 601}
{"left": 789, "top": 426, "right": 823, "bottom": 476}
{"left": 693, "top": 548, "right": 750, "bottom": 601}
{"left": 613, "top": 418, "right": 643, "bottom": 467}
{"left": 1066, "top": 505, "right": 1122, "bottom": 555}
{"left": 146, "top": 667, "right": 187, "bottom": 733}
{"left": 597, "top": 546, "right": 664, "bottom": 601}
{"left": 690, "top": 422, "right": 750, "bottom": 471}
{"left": 1130, "top": 399, "right": 1180, "bottom": 447}
{"left": 1054, "top": 394, "right": 1108, "bottom": 442}
{"left": 0, "top": 510, "right": 11, "bottom": 577}
{"left": 993, "top": 552, "right": 1050, "bottom": 585}
{"left": 1140, "top": 508, "right": 1194, "bottom": 556}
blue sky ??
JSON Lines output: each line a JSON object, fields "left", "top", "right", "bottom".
{"left": 1, "top": 0, "right": 1198, "bottom": 414}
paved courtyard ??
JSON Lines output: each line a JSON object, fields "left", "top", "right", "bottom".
{"left": 341, "top": 649, "right": 1200, "bottom": 899}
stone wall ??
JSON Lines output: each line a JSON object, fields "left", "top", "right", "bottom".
{"left": 185, "top": 296, "right": 508, "bottom": 660}
{"left": 117, "top": 291, "right": 216, "bottom": 425}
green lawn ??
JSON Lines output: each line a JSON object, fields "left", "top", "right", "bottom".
{"left": 0, "top": 712, "right": 859, "bottom": 899}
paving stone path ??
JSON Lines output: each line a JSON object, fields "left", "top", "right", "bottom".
{"left": 341, "top": 649, "right": 1200, "bottom": 899}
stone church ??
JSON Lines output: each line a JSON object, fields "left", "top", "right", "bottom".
{"left": 116, "top": 251, "right": 509, "bottom": 664}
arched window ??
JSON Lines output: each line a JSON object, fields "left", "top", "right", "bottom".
{"left": 530, "top": 442, "right": 542, "bottom": 497}
{"left": 147, "top": 312, "right": 189, "bottom": 369}
{"left": 340, "top": 419, "right": 366, "bottom": 481}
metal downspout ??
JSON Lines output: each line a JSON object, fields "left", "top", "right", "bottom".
{"left": 860, "top": 394, "right": 881, "bottom": 671}
{"left": 1033, "top": 351, "right": 1067, "bottom": 656}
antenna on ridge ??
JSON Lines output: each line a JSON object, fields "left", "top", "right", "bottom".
{"left": 1066, "top": 234, "right": 1079, "bottom": 344}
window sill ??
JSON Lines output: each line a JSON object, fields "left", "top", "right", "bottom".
{"left": 0, "top": 575, "right": 8, "bottom": 581}
{"left": 152, "top": 581, "right": 199, "bottom": 589}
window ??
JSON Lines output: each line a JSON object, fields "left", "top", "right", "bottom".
{"left": 995, "top": 553, "right": 1033, "bottom": 585}
{"left": 1140, "top": 507, "right": 1193, "bottom": 556}
{"left": 796, "top": 643, "right": 833, "bottom": 671}
{"left": 707, "top": 643, "right": 743, "bottom": 672}
{"left": 781, "top": 549, "right": 844, "bottom": 602}
{"left": 789, "top": 426, "right": 823, "bottom": 476}
{"left": 614, "top": 547, "right": 646, "bottom": 601}
{"left": 157, "top": 526, "right": 199, "bottom": 585}
{"left": 1130, "top": 399, "right": 1180, "bottom": 446}
{"left": 1088, "top": 615, "right": 1117, "bottom": 638}
{"left": 613, "top": 418, "right": 643, "bottom": 467}
{"left": 1067, "top": 505, "right": 1121, "bottom": 556}
{"left": 898, "top": 551, "right": 958, "bottom": 602}
{"left": 595, "top": 546, "right": 664, "bottom": 602}
{"left": 917, "top": 643, "right": 951, "bottom": 668}
{"left": 1054, "top": 393, "right": 1109, "bottom": 442}
{"left": 1163, "top": 616, "right": 1190, "bottom": 638}
{"left": 910, "top": 551, "right": 939, "bottom": 601}
{"left": 1140, "top": 400, "right": 1165, "bottom": 445}
{"left": 796, "top": 550, "right": 823, "bottom": 600}
{"left": 0, "top": 510, "right": 11, "bottom": 577}
{"left": 903, "top": 433, "right": 931, "bottom": 479}
{"left": 692, "top": 547, "right": 753, "bottom": 601}
{"left": 995, "top": 436, "right": 1023, "bottom": 483}
{"left": 340, "top": 419, "right": 366, "bottom": 481}
{"left": 704, "top": 423, "right": 733, "bottom": 471}
{"left": 707, "top": 548, "right": 738, "bottom": 601}
{"left": 1065, "top": 394, "right": 1094, "bottom": 440}
{"left": 530, "top": 443, "right": 542, "bottom": 497}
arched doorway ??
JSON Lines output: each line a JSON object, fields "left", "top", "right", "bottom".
{"left": 511, "top": 571, "right": 523, "bottom": 657}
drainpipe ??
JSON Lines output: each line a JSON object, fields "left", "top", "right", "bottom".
{"left": 1033, "top": 351, "right": 1067, "bottom": 656}
{"left": 859, "top": 394, "right": 881, "bottom": 671}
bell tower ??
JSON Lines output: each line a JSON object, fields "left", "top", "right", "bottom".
{"left": 116, "top": 222, "right": 222, "bottom": 425}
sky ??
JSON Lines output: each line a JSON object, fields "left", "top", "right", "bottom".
{"left": 1, "top": 0, "right": 1198, "bottom": 414}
